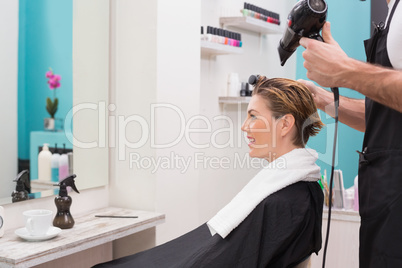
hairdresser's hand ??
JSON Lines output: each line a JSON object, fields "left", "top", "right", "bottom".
{"left": 298, "top": 79, "right": 332, "bottom": 110}
{"left": 300, "top": 22, "right": 352, "bottom": 88}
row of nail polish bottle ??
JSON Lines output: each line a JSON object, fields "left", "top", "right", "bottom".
{"left": 201, "top": 26, "right": 242, "bottom": 48}
{"left": 241, "top": 2, "right": 280, "bottom": 25}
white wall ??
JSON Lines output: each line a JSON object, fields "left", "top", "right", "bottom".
{"left": 0, "top": 0, "right": 18, "bottom": 201}
{"left": 108, "top": 0, "right": 159, "bottom": 256}
{"left": 155, "top": 0, "right": 201, "bottom": 244}
{"left": 108, "top": 0, "right": 202, "bottom": 246}
{"left": 108, "top": 0, "right": 158, "bottom": 212}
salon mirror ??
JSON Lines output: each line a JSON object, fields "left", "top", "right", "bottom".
{"left": 0, "top": 0, "right": 109, "bottom": 205}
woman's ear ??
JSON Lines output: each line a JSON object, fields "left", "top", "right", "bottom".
{"left": 279, "top": 114, "right": 295, "bottom": 137}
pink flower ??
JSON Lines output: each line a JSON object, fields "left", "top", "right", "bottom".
{"left": 45, "top": 68, "right": 61, "bottom": 118}
{"left": 46, "top": 69, "right": 61, "bottom": 90}
{"left": 53, "top": 74, "right": 61, "bottom": 81}
{"left": 48, "top": 78, "right": 61, "bottom": 89}
{"left": 46, "top": 70, "right": 54, "bottom": 79}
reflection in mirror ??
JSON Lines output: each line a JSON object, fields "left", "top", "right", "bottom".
{"left": 0, "top": 0, "right": 109, "bottom": 205}
{"left": 19, "top": 0, "right": 73, "bottom": 201}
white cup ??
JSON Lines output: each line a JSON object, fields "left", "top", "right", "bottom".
{"left": 23, "top": 209, "right": 53, "bottom": 236}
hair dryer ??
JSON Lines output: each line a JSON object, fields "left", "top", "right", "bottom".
{"left": 278, "top": 0, "right": 327, "bottom": 66}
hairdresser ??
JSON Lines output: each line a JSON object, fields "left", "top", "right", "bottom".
{"left": 299, "top": 0, "right": 402, "bottom": 266}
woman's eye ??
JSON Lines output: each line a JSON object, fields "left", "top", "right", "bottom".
{"left": 250, "top": 114, "right": 257, "bottom": 119}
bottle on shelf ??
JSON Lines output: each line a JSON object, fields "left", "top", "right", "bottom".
{"left": 211, "top": 27, "right": 216, "bottom": 43}
{"left": 226, "top": 30, "right": 232, "bottom": 46}
{"left": 230, "top": 32, "right": 236, "bottom": 46}
{"left": 240, "top": 82, "right": 248, "bottom": 97}
{"left": 59, "top": 144, "right": 69, "bottom": 182}
{"left": 242, "top": 2, "right": 249, "bottom": 16}
{"left": 206, "top": 26, "right": 213, "bottom": 42}
{"left": 259, "top": 8, "right": 267, "bottom": 21}
{"left": 51, "top": 143, "right": 60, "bottom": 182}
{"left": 38, "top": 143, "right": 52, "bottom": 181}
{"left": 267, "top": 11, "right": 273, "bottom": 23}
{"left": 223, "top": 30, "right": 229, "bottom": 45}
{"left": 218, "top": 28, "right": 225, "bottom": 44}
{"left": 236, "top": 33, "right": 242, "bottom": 47}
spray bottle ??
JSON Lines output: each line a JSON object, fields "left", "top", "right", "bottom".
{"left": 53, "top": 174, "right": 79, "bottom": 229}
{"left": 11, "top": 170, "right": 30, "bottom": 203}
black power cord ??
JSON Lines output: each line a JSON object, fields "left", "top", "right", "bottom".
{"left": 322, "top": 87, "right": 339, "bottom": 268}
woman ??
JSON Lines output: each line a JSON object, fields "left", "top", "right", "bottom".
{"left": 94, "top": 77, "right": 324, "bottom": 268}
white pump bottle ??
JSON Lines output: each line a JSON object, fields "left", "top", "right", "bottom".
{"left": 38, "top": 144, "right": 52, "bottom": 180}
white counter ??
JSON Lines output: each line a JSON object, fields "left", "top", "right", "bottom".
{"left": 323, "top": 207, "right": 360, "bottom": 222}
{"left": 0, "top": 207, "right": 165, "bottom": 267}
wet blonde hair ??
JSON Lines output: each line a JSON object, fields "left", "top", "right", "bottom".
{"left": 252, "top": 77, "right": 324, "bottom": 147}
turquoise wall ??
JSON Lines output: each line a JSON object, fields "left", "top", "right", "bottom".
{"left": 299, "top": 0, "right": 371, "bottom": 188}
{"left": 18, "top": 0, "right": 73, "bottom": 160}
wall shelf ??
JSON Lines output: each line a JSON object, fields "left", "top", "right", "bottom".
{"left": 219, "top": 16, "right": 283, "bottom": 35}
{"left": 219, "top": 96, "right": 251, "bottom": 104}
{"left": 201, "top": 40, "right": 243, "bottom": 56}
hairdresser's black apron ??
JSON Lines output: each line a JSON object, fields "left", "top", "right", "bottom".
{"left": 360, "top": 0, "right": 402, "bottom": 266}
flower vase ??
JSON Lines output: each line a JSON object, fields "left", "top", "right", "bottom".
{"left": 44, "top": 118, "right": 55, "bottom": 131}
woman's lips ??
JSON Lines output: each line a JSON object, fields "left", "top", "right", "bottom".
{"left": 247, "top": 136, "right": 255, "bottom": 146}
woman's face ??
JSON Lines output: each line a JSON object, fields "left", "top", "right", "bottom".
{"left": 241, "top": 95, "right": 282, "bottom": 161}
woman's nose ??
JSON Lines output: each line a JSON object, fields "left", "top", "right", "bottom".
{"left": 241, "top": 119, "right": 249, "bottom": 132}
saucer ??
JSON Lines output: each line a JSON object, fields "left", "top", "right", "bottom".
{"left": 15, "top": 226, "right": 62, "bottom": 241}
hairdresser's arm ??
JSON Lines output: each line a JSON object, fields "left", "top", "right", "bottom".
{"left": 298, "top": 80, "right": 366, "bottom": 132}
{"left": 300, "top": 22, "right": 402, "bottom": 113}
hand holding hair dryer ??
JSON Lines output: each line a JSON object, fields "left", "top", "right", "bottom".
{"left": 278, "top": 0, "right": 327, "bottom": 66}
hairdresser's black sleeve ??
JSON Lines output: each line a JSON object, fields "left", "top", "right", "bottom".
{"left": 93, "top": 182, "right": 323, "bottom": 268}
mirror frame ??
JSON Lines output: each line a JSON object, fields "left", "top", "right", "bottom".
{"left": 71, "top": 0, "right": 109, "bottom": 192}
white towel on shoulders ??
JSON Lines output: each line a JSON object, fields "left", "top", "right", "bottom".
{"left": 207, "top": 148, "right": 321, "bottom": 239}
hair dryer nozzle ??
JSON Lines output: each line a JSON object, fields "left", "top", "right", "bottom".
{"left": 278, "top": 44, "right": 295, "bottom": 66}
{"left": 309, "top": 0, "right": 326, "bottom": 12}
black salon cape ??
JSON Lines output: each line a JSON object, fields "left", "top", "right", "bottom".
{"left": 94, "top": 182, "right": 323, "bottom": 268}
